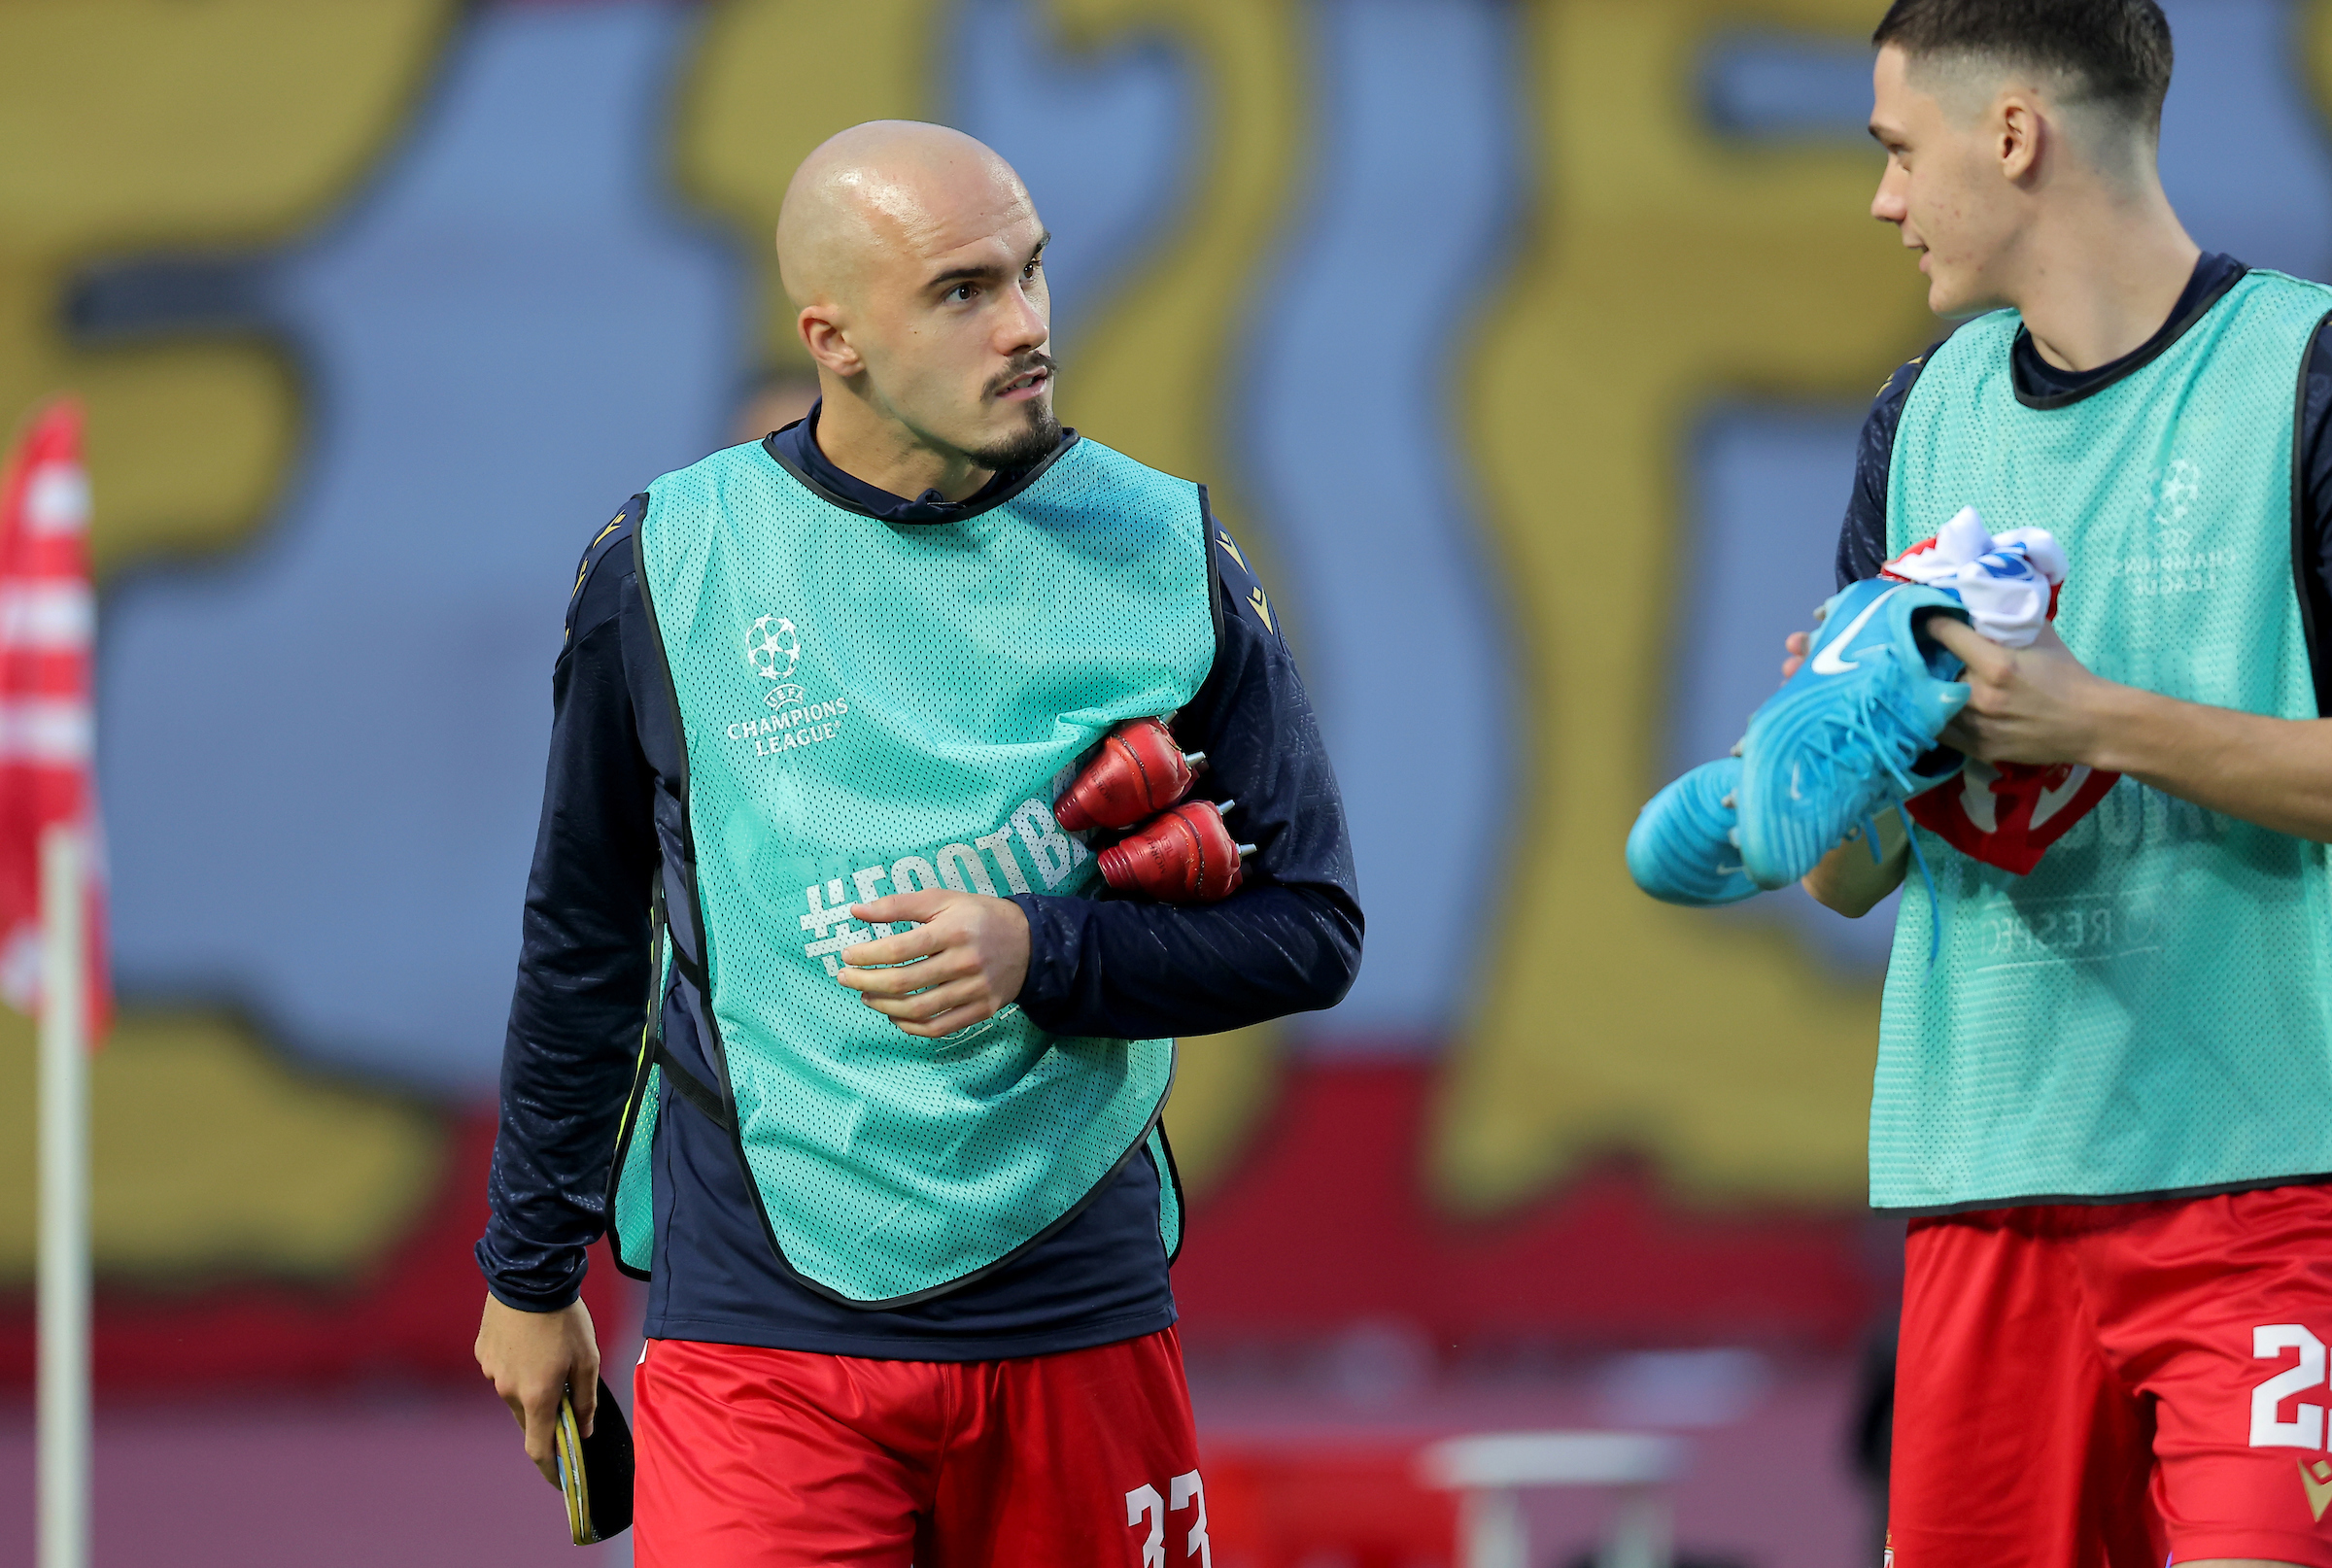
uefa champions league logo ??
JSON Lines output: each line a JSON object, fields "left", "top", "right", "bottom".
{"left": 723, "top": 611, "right": 846, "bottom": 756}
{"left": 746, "top": 614, "right": 806, "bottom": 706}
{"left": 746, "top": 614, "right": 801, "bottom": 679}
{"left": 2149, "top": 456, "right": 2202, "bottom": 547}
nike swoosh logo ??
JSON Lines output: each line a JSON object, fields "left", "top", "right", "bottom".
{"left": 2028, "top": 765, "right": 2093, "bottom": 831}
{"left": 1958, "top": 760, "right": 2001, "bottom": 835}
{"left": 1810, "top": 585, "right": 1906, "bottom": 676}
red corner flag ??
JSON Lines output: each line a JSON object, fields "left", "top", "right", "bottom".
{"left": 0, "top": 398, "right": 109, "bottom": 1042}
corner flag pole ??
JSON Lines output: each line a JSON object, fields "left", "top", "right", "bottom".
{"left": 38, "top": 822, "right": 88, "bottom": 1568}
{"left": 9, "top": 394, "right": 107, "bottom": 1568}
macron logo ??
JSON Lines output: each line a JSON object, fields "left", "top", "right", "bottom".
{"left": 1809, "top": 586, "right": 1904, "bottom": 676}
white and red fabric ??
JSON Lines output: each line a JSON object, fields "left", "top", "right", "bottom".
{"left": 1886, "top": 506, "right": 2118, "bottom": 876}
{"left": 1883, "top": 504, "right": 2067, "bottom": 647}
{"left": 0, "top": 398, "right": 110, "bottom": 1040}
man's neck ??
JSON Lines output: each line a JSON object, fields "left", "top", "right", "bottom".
{"left": 2006, "top": 181, "right": 2201, "bottom": 373}
{"left": 810, "top": 384, "right": 993, "bottom": 502}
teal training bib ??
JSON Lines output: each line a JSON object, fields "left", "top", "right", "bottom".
{"left": 615, "top": 434, "right": 1215, "bottom": 1303}
{"left": 1875, "top": 270, "right": 2332, "bottom": 1210}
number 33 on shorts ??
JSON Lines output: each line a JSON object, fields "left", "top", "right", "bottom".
{"left": 1126, "top": 1472, "right": 1212, "bottom": 1568}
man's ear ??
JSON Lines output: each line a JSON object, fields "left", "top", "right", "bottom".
{"left": 1997, "top": 92, "right": 2042, "bottom": 184}
{"left": 798, "top": 305, "right": 863, "bottom": 377}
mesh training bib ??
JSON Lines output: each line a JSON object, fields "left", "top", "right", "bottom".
{"left": 1875, "top": 270, "right": 2332, "bottom": 1210}
{"left": 617, "top": 434, "right": 1214, "bottom": 1304}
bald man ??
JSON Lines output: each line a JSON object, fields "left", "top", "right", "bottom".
{"left": 472, "top": 122, "right": 1361, "bottom": 1565}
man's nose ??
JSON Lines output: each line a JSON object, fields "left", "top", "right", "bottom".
{"left": 1871, "top": 167, "right": 1907, "bottom": 223}
{"left": 996, "top": 285, "right": 1048, "bottom": 355}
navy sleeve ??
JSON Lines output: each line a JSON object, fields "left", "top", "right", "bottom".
{"left": 1011, "top": 504, "right": 1364, "bottom": 1040}
{"left": 1837, "top": 352, "right": 1933, "bottom": 590}
{"left": 476, "top": 496, "right": 659, "bottom": 1312}
{"left": 2297, "top": 319, "right": 2332, "bottom": 718}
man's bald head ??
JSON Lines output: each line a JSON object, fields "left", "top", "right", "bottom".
{"left": 775, "top": 120, "right": 1059, "bottom": 499}
{"left": 776, "top": 120, "right": 1036, "bottom": 310}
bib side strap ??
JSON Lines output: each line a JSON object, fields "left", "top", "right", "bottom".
{"left": 654, "top": 1042, "right": 731, "bottom": 1132}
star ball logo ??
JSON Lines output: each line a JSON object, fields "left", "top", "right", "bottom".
{"left": 746, "top": 614, "right": 806, "bottom": 706}
{"left": 726, "top": 614, "right": 847, "bottom": 758}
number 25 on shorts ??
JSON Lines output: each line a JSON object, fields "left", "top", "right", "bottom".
{"left": 2254, "top": 1325, "right": 2332, "bottom": 1522}
{"left": 2253, "top": 1324, "right": 2332, "bottom": 1449}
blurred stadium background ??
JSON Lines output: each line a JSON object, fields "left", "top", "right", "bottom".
{"left": 4, "top": 0, "right": 2327, "bottom": 1562}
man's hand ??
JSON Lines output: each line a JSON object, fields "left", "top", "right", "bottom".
{"left": 1777, "top": 625, "right": 1921, "bottom": 911}
{"left": 1802, "top": 803, "right": 1911, "bottom": 916}
{"left": 836, "top": 889, "right": 1031, "bottom": 1038}
{"left": 1788, "top": 609, "right": 2332, "bottom": 846}
{"left": 475, "top": 1294, "right": 599, "bottom": 1486}
{"left": 1926, "top": 619, "right": 2116, "bottom": 767}
{"left": 1791, "top": 619, "right": 2117, "bottom": 767}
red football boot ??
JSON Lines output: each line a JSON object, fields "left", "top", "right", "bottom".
{"left": 1095, "top": 800, "right": 1256, "bottom": 903}
{"left": 1053, "top": 717, "right": 1205, "bottom": 833}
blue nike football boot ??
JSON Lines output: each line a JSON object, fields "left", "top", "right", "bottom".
{"left": 1735, "top": 578, "right": 1972, "bottom": 890}
{"left": 1627, "top": 758, "right": 1760, "bottom": 906}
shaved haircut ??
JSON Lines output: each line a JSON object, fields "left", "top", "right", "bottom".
{"left": 775, "top": 120, "right": 1033, "bottom": 311}
{"left": 1873, "top": 0, "right": 2174, "bottom": 135}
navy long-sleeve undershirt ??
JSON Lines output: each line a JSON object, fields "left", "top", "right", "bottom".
{"left": 478, "top": 414, "right": 1361, "bottom": 1356}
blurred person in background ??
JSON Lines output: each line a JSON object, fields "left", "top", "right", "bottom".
{"left": 1797, "top": 2, "right": 2332, "bottom": 1564}
{"left": 471, "top": 119, "right": 1360, "bottom": 1566}
{"left": 731, "top": 366, "right": 819, "bottom": 447}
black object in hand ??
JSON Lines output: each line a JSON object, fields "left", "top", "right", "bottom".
{"left": 554, "top": 1377, "right": 634, "bottom": 1545}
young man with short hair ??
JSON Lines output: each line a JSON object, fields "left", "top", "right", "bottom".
{"left": 1802, "top": 3, "right": 2332, "bottom": 1564}
{"left": 471, "top": 121, "right": 1361, "bottom": 1566}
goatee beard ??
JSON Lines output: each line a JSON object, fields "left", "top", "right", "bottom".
{"left": 968, "top": 404, "right": 1062, "bottom": 472}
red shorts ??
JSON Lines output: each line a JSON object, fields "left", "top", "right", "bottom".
{"left": 632, "top": 1328, "right": 1206, "bottom": 1568}
{"left": 1891, "top": 1182, "right": 2332, "bottom": 1568}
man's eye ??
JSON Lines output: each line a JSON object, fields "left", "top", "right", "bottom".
{"left": 951, "top": 284, "right": 977, "bottom": 302}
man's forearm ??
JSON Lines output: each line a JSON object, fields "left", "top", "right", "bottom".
{"left": 1014, "top": 882, "right": 1362, "bottom": 1039}
{"left": 1933, "top": 620, "right": 2332, "bottom": 842}
{"left": 480, "top": 583, "right": 660, "bottom": 1307}
{"left": 478, "top": 1000, "right": 641, "bottom": 1310}
{"left": 2083, "top": 683, "right": 2332, "bottom": 842}
{"left": 1802, "top": 808, "right": 1910, "bottom": 916}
